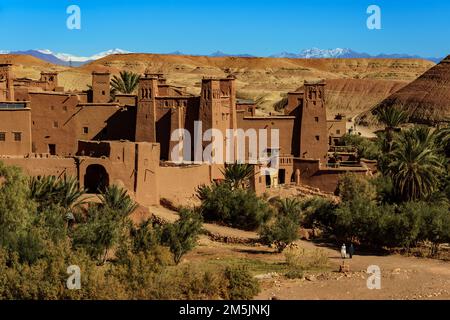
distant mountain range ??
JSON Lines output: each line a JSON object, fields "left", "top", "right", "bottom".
{"left": 0, "top": 47, "right": 444, "bottom": 65}
{"left": 0, "top": 49, "right": 131, "bottom": 66}
{"left": 270, "top": 48, "right": 443, "bottom": 63}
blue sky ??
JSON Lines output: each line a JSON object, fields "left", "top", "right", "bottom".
{"left": 0, "top": 0, "right": 448, "bottom": 57}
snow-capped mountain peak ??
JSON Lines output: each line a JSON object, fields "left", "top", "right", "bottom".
{"left": 40, "top": 48, "right": 131, "bottom": 62}
{"left": 36, "top": 49, "right": 53, "bottom": 55}
{"left": 299, "top": 47, "right": 352, "bottom": 58}
{"left": 270, "top": 47, "right": 375, "bottom": 59}
{"left": 1, "top": 47, "right": 442, "bottom": 65}
{"left": 0, "top": 48, "right": 132, "bottom": 66}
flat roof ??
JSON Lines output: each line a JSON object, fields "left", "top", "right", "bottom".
{"left": 155, "top": 95, "right": 193, "bottom": 99}
{"left": 243, "top": 116, "right": 295, "bottom": 120}
{"left": 77, "top": 103, "right": 120, "bottom": 107}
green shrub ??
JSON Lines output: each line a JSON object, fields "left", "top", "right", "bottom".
{"left": 260, "top": 215, "right": 299, "bottom": 252}
{"left": 0, "top": 163, "right": 37, "bottom": 252}
{"left": 417, "top": 203, "right": 450, "bottom": 255}
{"left": 0, "top": 162, "right": 261, "bottom": 300}
{"left": 152, "top": 266, "right": 228, "bottom": 300}
{"left": 300, "top": 197, "right": 337, "bottom": 231}
{"left": 199, "top": 183, "right": 273, "bottom": 231}
{"left": 71, "top": 205, "right": 126, "bottom": 264}
{"left": 340, "top": 134, "right": 380, "bottom": 160}
{"left": 161, "top": 208, "right": 203, "bottom": 264}
{"left": 224, "top": 265, "right": 260, "bottom": 300}
{"left": 336, "top": 173, "right": 377, "bottom": 202}
{"left": 284, "top": 269, "right": 304, "bottom": 279}
{"left": 130, "top": 219, "right": 162, "bottom": 254}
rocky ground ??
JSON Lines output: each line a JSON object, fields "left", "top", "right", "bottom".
{"left": 255, "top": 240, "right": 450, "bottom": 300}
{"left": 149, "top": 204, "right": 450, "bottom": 300}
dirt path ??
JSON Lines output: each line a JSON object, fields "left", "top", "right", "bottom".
{"left": 256, "top": 240, "right": 450, "bottom": 300}
{"left": 148, "top": 206, "right": 259, "bottom": 241}
{"left": 149, "top": 205, "right": 450, "bottom": 300}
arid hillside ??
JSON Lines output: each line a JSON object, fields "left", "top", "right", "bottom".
{"left": 1, "top": 53, "right": 435, "bottom": 118}
{"left": 0, "top": 54, "right": 65, "bottom": 78}
{"left": 359, "top": 55, "right": 450, "bottom": 124}
{"left": 325, "top": 79, "right": 409, "bottom": 116}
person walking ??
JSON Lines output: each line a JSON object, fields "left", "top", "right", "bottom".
{"left": 349, "top": 243, "right": 354, "bottom": 259}
{"left": 340, "top": 244, "right": 347, "bottom": 259}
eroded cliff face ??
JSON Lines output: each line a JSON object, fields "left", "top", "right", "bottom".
{"left": 361, "top": 55, "right": 450, "bottom": 124}
{"left": 325, "top": 79, "right": 409, "bottom": 117}
{"left": 1, "top": 53, "right": 436, "bottom": 117}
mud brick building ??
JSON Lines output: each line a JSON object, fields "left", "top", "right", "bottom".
{"left": 0, "top": 64, "right": 369, "bottom": 207}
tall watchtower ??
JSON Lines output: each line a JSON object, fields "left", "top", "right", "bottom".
{"left": 91, "top": 71, "right": 110, "bottom": 103}
{"left": 298, "top": 80, "right": 328, "bottom": 163}
{"left": 199, "top": 77, "right": 236, "bottom": 136}
{"left": 135, "top": 74, "right": 159, "bottom": 142}
{"left": 198, "top": 76, "right": 237, "bottom": 164}
{"left": 40, "top": 72, "right": 58, "bottom": 91}
{"left": 0, "top": 63, "right": 14, "bottom": 101}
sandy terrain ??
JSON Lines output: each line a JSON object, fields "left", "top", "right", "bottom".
{"left": 255, "top": 240, "right": 450, "bottom": 300}
{"left": 150, "top": 205, "right": 450, "bottom": 300}
{"left": 185, "top": 238, "right": 450, "bottom": 300}
{"left": 1, "top": 53, "right": 434, "bottom": 117}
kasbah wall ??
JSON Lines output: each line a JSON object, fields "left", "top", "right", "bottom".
{"left": 0, "top": 62, "right": 371, "bottom": 207}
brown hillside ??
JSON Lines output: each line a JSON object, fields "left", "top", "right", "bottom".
{"left": 82, "top": 54, "right": 432, "bottom": 115}
{"left": 0, "top": 54, "right": 66, "bottom": 82}
{"left": 1, "top": 53, "right": 434, "bottom": 116}
{"left": 359, "top": 55, "right": 450, "bottom": 124}
{"left": 325, "top": 79, "right": 409, "bottom": 117}
{"left": 84, "top": 53, "right": 433, "bottom": 81}
{"left": 0, "top": 54, "right": 56, "bottom": 67}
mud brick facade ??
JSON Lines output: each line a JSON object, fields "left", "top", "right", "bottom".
{"left": 0, "top": 64, "right": 370, "bottom": 207}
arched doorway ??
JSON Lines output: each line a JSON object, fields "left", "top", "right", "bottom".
{"left": 84, "top": 164, "right": 109, "bottom": 193}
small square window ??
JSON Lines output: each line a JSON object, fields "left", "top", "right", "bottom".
{"left": 50, "top": 106, "right": 55, "bottom": 110}
{"left": 53, "top": 121, "right": 59, "bottom": 128}
{"left": 314, "top": 117, "right": 319, "bottom": 122}
{"left": 83, "top": 127, "right": 89, "bottom": 134}
{"left": 48, "top": 144, "right": 56, "bottom": 155}
{"left": 336, "top": 129, "right": 341, "bottom": 134}
{"left": 0, "top": 132, "right": 5, "bottom": 141}
{"left": 102, "top": 90, "right": 106, "bottom": 95}
{"left": 63, "top": 106, "right": 68, "bottom": 111}
{"left": 315, "top": 135, "right": 320, "bottom": 141}
{"left": 14, "top": 132, "right": 22, "bottom": 141}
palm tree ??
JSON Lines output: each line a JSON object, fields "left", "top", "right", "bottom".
{"left": 277, "top": 198, "right": 302, "bottom": 219}
{"left": 99, "top": 185, "right": 138, "bottom": 219}
{"left": 57, "top": 176, "right": 88, "bottom": 220}
{"left": 29, "top": 175, "right": 87, "bottom": 221}
{"left": 110, "top": 71, "right": 140, "bottom": 95}
{"left": 387, "top": 129, "right": 445, "bottom": 201}
{"left": 375, "top": 106, "right": 409, "bottom": 150}
{"left": 435, "top": 124, "right": 450, "bottom": 157}
{"left": 278, "top": 198, "right": 301, "bottom": 215}
{"left": 221, "top": 163, "right": 254, "bottom": 189}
